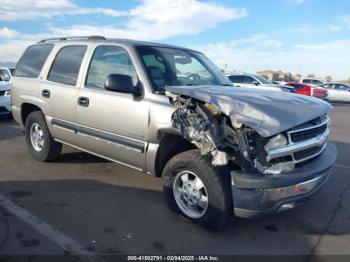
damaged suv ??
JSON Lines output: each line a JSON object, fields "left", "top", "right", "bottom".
{"left": 12, "top": 36, "right": 337, "bottom": 230}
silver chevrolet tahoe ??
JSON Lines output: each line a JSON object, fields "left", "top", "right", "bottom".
{"left": 12, "top": 36, "right": 337, "bottom": 230}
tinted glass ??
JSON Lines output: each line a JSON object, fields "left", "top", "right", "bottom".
{"left": 86, "top": 46, "right": 138, "bottom": 89}
{"left": 312, "top": 80, "right": 323, "bottom": 85}
{"left": 48, "top": 45, "right": 86, "bottom": 86}
{"left": 254, "top": 75, "right": 272, "bottom": 84}
{"left": 335, "top": 84, "right": 350, "bottom": 90}
{"left": 228, "top": 75, "right": 243, "bottom": 83}
{"left": 243, "top": 76, "right": 255, "bottom": 84}
{"left": 303, "top": 79, "right": 312, "bottom": 84}
{"left": 15, "top": 44, "right": 53, "bottom": 78}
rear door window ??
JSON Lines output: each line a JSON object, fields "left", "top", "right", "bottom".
{"left": 15, "top": 44, "right": 53, "bottom": 78}
{"left": 48, "top": 45, "right": 87, "bottom": 86}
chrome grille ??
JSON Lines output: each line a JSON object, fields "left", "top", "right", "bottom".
{"left": 266, "top": 116, "right": 330, "bottom": 164}
{"left": 290, "top": 124, "right": 328, "bottom": 143}
{"left": 287, "top": 116, "right": 329, "bottom": 163}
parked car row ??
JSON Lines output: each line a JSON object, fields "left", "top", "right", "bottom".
{"left": 285, "top": 82, "right": 328, "bottom": 99}
{"left": 225, "top": 73, "right": 350, "bottom": 102}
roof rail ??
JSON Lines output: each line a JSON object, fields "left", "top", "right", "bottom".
{"left": 38, "top": 35, "right": 106, "bottom": 43}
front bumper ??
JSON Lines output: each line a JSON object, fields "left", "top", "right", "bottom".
{"left": 231, "top": 142, "right": 337, "bottom": 218}
{"left": 0, "top": 95, "right": 11, "bottom": 115}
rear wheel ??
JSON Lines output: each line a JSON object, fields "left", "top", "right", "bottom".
{"left": 25, "top": 111, "right": 62, "bottom": 162}
{"left": 163, "top": 150, "right": 233, "bottom": 231}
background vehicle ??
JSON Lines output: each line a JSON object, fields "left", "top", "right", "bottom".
{"left": 301, "top": 78, "right": 325, "bottom": 86}
{"left": 312, "top": 87, "right": 328, "bottom": 100}
{"left": 0, "top": 67, "right": 12, "bottom": 116}
{"left": 227, "top": 73, "right": 295, "bottom": 93}
{"left": 11, "top": 36, "right": 335, "bottom": 231}
{"left": 320, "top": 83, "right": 350, "bottom": 103}
{"left": 286, "top": 82, "right": 311, "bottom": 96}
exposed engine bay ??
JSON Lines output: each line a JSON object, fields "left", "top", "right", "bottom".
{"left": 167, "top": 92, "right": 295, "bottom": 175}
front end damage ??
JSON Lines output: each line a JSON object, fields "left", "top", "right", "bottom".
{"left": 166, "top": 87, "right": 337, "bottom": 218}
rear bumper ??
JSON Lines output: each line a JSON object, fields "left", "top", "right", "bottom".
{"left": 231, "top": 142, "right": 337, "bottom": 218}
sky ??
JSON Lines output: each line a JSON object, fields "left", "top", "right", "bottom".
{"left": 0, "top": 0, "right": 349, "bottom": 80}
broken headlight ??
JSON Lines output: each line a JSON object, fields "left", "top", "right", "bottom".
{"left": 264, "top": 134, "right": 287, "bottom": 152}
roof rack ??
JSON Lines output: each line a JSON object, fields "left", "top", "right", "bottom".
{"left": 38, "top": 35, "right": 106, "bottom": 43}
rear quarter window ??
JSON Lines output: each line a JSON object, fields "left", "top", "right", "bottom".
{"left": 47, "top": 45, "right": 87, "bottom": 86}
{"left": 302, "top": 79, "right": 311, "bottom": 84}
{"left": 15, "top": 44, "right": 53, "bottom": 78}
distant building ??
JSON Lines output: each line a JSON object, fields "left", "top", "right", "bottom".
{"left": 256, "top": 70, "right": 275, "bottom": 80}
{"left": 257, "top": 70, "right": 294, "bottom": 82}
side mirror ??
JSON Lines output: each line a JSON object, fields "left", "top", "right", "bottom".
{"left": 105, "top": 74, "right": 141, "bottom": 96}
{"left": 252, "top": 80, "right": 260, "bottom": 86}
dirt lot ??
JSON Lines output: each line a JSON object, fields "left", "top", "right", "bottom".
{"left": 0, "top": 104, "right": 349, "bottom": 261}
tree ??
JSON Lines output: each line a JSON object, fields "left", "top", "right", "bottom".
{"left": 325, "top": 76, "right": 332, "bottom": 82}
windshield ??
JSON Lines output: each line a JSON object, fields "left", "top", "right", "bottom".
{"left": 254, "top": 75, "right": 273, "bottom": 85}
{"left": 136, "top": 46, "right": 232, "bottom": 92}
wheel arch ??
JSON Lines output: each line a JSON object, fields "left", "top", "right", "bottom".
{"left": 154, "top": 134, "right": 196, "bottom": 177}
{"left": 21, "top": 103, "right": 43, "bottom": 126}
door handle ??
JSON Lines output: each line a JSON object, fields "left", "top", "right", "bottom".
{"left": 42, "top": 89, "right": 50, "bottom": 98}
{"left": 78, "top": 96, "right": 89, "bottom": 107}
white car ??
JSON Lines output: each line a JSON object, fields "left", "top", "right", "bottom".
{"left": 320, "top": 83, "right": 350, "bottom": 103}
{"left": 0, "top": 67, "right": 12, "bottom": 116}
{"left": 227, "top": 73, "right": 295, "bottom": 92}
{"left": 301, "top": 78, "right": 325, "bottom": 86}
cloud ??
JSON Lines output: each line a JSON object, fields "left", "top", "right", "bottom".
{"left": 0, "top": 0, "right": 126, "bottom": 21}
{"left": 0, "top": 27, "right": 18, "bottom": 38}
{"left": 196, "top": 36, "right": 350, "bottom": 80}
{"left": 0, "top": 0, "right": 247, "bottom": 62}
{"left": 341, "top": 15, "right": 350, "bottom": 30}
{"left": 0, "top": 33, "right": 49, "bottom": 62}
{"left": 327, "top": 24, "right": 341, "bottom": 32}
{"left": 50, "top": 0, "right": 247, "bottom": 40}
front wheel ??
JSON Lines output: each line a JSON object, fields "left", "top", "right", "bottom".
{"left": 163, "top": 150, "right": 233, "bottom": 231}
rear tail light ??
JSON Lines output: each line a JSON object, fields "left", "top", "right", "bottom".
{"left": 305, "top": 85, "right": 312, "bottom": 96}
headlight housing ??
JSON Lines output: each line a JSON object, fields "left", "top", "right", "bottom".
{"left": 264, "top": 134, "right": 288, "bottom": 152}
{"left": 4, "top": 90, "right": 11, "bottom": 96}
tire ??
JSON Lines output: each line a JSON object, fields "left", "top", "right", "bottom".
{"left": 25, "top": 111, "right": 62, "bottom": 162}
{"left": 163, "top": 149, "right": 233, "bottom": 231}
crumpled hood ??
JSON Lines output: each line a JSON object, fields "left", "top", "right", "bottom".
{"left": 165, "top": 85, "right": 332, "bottom": 138}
